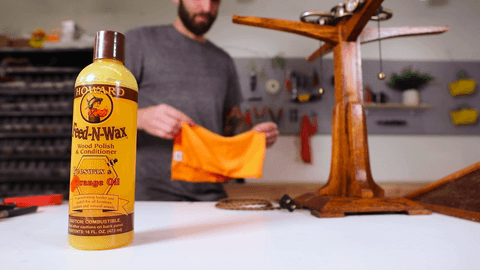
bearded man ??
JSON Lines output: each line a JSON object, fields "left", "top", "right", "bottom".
{"left": 125, "top": 0, "right": 278, "bottom": 201}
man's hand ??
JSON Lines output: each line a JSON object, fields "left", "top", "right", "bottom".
{"left": 252, "top": 122, "right": 279, "bottom": 148}
{"left": 137, "top": 104, "right": 195, "bottom": 140}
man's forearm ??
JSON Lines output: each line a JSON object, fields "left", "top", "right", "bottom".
{"left": 137, "top": 107, "right": 148, "bottom": 131}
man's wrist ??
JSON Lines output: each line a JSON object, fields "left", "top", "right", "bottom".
{"left": 137, "top": 107, "right": 146, "bottom": 131}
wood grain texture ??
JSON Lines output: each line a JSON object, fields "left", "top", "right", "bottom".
{"left": 315, "top": 39, "right": 383, "bottom": 198}
{"left": 405, "top": 164, "right": 480, "bottom": 223}
{"left": 303, "top": 0, "right": 385, "bottom": 62}
{"left": 335, "top": 40, "right": 362, "bottom": 103}
{"left": 295, "top": 194, "right": 431, "bottom": 218}
{"left": 307, "top": 26, "right": 450, "bottom": 62}
{"left": 405, "top": 161, "right": 480, "bottom": 199}
{"left": 232, "top": 15, "right": 339, "bottom": 43}
{"left": 343, "top": 0, "right": 384, "bottom": 41}
{"left": 346, "top": 102, "right": 384, "bottom": 197}
{"left": 414, "top": 202, "right": 480, "bottom": 223}
{"left": 318, "top": 104, "right": 347, "bottom": 196}
{"left": 359, "top": 26, "right": 450, "bottom": 44}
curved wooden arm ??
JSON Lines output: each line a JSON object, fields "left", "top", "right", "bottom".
{"left": 359, "top": 26, "right": 451, "bottom": 44}
{"left": 306, "top": 43, "right": 335, "bottom": 62}
{"left": 307, "top": 26, "right": 450, "bottom": 62}
{"left": 232, "top": 15, "right": 339, "bottom": 43}
{"left": 343, "top": 0, "right": 384, "bottom": 41}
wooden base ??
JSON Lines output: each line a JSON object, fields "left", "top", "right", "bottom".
{"left": 295, "top": 193, "right": 431, "bottom": 218}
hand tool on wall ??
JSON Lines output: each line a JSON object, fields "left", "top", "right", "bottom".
{"left": 247, "top": 97, "right": 262, "bottom": 102}
{"left": 313, "top": 68, "right": 319, "bottom": 87}
{"left": 250, "top": 70, "right": 257, "bottom": 92}
{"left": 242, "top": 109, "right": 253, "bottom": 127}
{"left": 378, "top": 92, "right": 387, "bottom": 103}
{"left": 300, "top": 114, "right": 318, "bottom": 164}
{"left": 292, "top": 90, "right": 324, "bottom": 103}
{"left": 253, "top": 106, "right": 267, "bottom": 119}
{"left": 285, "top": 69, "right": 292, "bottom": 93}
{"left": 269, "top": 108, "right": 283, "bottom": 125}
{"left": 288, "top": 71, "right": 298, "bottom": 99}
{"left": 265, "top": 79, "right": 281, "bottom": 95}
{"left": 364, "top": 85, "right": 373, "bottom": 103}
{"left": 289, "top": 108, "right": 298, "bottom": 123}
{"left": 287, "top": 70, "right": 324, "bottom": 103}
{"left": 376, "top": 120, "right": 407, "bottom": 126}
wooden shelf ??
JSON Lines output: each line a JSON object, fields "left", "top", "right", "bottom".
{"left": 364, "top": 103, "right": 432, "bottom": 109}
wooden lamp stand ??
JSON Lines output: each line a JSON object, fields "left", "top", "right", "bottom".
{"left": 233, "top": 0, "right": 449, "bottom": 217}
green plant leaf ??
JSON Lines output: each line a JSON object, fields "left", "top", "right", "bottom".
{"left": 386, "top": 67, "right": 434, "bottom": 91}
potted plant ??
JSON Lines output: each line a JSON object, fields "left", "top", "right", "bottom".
{"left": 386, "top": 67, "right": 434, "bottom": 105}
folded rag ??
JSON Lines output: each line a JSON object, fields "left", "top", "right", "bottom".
{"left": 171, "top": 122, "right": 266, "bottom": 183}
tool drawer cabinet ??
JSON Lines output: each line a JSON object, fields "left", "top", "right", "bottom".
{"left": 0, "top": 47, "right": 93, "bottom": 198}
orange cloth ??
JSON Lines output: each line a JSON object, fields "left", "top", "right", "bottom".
{"left": 171, "top": 122, "right": 266, "bottom": 183}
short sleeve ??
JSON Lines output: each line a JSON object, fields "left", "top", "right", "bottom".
{"left": 124, "top": 29, "right": 144, "bottom": 85}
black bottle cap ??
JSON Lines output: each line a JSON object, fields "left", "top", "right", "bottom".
{"left": 93, "top": 30, "right": 125, "bottom": 63}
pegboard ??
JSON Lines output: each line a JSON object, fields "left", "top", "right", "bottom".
{"left": 235, "top": 57, "right": 333, "bottom": 135}
{"left": 234, "top": 58, "right": 480, "bottom": 135}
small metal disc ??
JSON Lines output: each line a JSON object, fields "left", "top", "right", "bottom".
{"left": 378, "top": 72, "right": 386, "bottom": 80}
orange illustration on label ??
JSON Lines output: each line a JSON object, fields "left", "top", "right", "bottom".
{"left": 82, "top": 92, "right": 111, "bottom": 123}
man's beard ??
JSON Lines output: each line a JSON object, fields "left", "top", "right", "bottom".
{"left": 178, "top": 0, "right": 216, "bottom": 36}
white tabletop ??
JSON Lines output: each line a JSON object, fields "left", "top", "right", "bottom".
{"left": 1, "top": 202, "right": 479, "bottom": 270}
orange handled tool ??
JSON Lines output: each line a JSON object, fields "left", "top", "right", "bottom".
{"left": 242, "top": 109, "right": 253, "bottom": 126}
{"left": 3, "top": 194, "right": 63, "bottom": 207}
{"left": 300, "top": 114, "right": 318, "bottom": 163}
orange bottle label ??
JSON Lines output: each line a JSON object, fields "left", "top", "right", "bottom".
{"left": 68, "top": 84, "right": 137, "bottom": 237}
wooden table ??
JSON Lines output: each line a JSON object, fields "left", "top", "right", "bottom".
{"left": 2, "top": 202, "right": 479, "bottom": 270}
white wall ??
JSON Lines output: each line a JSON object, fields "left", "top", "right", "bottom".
{"left": 263, "top": 135, "right": 480, "bottom": 183}
{"left": 1, "top": 0, "right": 479, "bottom": 182}
{"left": 216, "top": 0, "right": 480, "bottom": 61}
{"left": 2, "top": 0, "right": 478, "bottom": 61}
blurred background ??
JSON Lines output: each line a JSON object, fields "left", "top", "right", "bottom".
{"left": 0, "top": 0, "right": 479, "bottom": 198}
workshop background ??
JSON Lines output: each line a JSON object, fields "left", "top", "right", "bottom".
{"left": 1, "top": 0, "right": 479, "bottom": 187}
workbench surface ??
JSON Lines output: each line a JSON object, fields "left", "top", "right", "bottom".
{"left": 2, "top": 202, "right": 479, "bottom": 270}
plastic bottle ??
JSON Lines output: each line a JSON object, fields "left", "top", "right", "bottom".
{"left": 68, "top": 30, "right": 138, "bottom": 250}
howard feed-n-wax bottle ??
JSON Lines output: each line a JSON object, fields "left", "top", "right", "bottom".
{"left": 68, "top": 30, "right": 138, "bottom": 250}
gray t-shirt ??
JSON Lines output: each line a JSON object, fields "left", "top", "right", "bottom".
{"left": 125, "top": 25, "right": 243, "bottom": 201}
